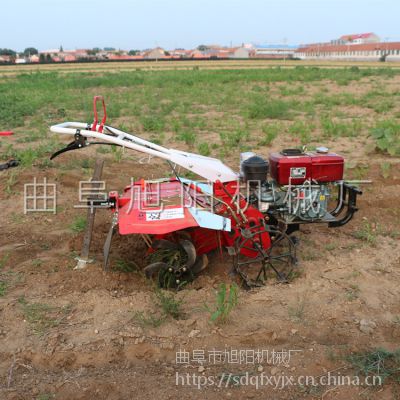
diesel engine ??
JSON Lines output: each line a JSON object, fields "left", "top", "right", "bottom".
{"left": 240, "top": 148, "right": 362, "bottom": 232}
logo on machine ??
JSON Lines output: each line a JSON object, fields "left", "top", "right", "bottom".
{"left": 290, "top": 167, "right": 306, "bottom": 179}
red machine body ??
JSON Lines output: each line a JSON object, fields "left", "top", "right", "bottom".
{"left": 268, "top": 151, "right": 344, "bottom": 185}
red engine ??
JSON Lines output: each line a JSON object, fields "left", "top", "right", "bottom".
{"left": 269, "top": 149, "right": 344, "bottom": 185}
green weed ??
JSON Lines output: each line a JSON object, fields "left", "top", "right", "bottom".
{"left": 248, "top": 98, "right": 292, "bottom": 120}
{"left": 0, "top": 281, "right": 6, "bottom": 296}
{"left": 370, "top": 119, "right": 400, "bottom": 156}
{"left": 69, "top": 216, "right": 87, "bottom": 233}
{"left": 288, "top": 295, "right": 307, "bottom": 323}
{"left": 258, "top": 123, "right": 281, "bottom": 145}
{"left": 205, "top": 283, "right": 239, "bottom": 324}
{"left": 380, "top": 162, "right": 391, "bottom": 179}
{"left": 353, "top": 221, "right": 378, "bottom": 245}
{"left": 133, "top": 311, "right": 165, "bottom": 328}
{"left": 155, "top": 289, "right": 184, "bottom": 320}
{"left": 18, "top": 296, "right": 71, "bottom": 335}
{"left": 345, "top": 284, "right": 360, "bottom": 301}
{"left": 288, "top": 120, "right": 314, "bottom": 144}
{"left": 0, "top": 253, "right": 10, "bottom": 269}
{"left": 198, "top": 142, "right": 211, "bottom": 156}
{"left": 347, "top": 348, "right": 400, "bottom": 384}
{"left": 113, "top": 260, "right": 139, "bottom": 273}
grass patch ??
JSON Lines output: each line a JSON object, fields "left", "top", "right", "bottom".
{"left": 155, "top": 288, "right": 184, "bottom": 320}
{"left": 288, "top": 295, "right": 307, "bottom": 323}
{"left": 353, "top": 221, "right": 378, "bottom": 245}
{"left": 347, "top": 348, "right": 400, "bottom": 384}
{"left": 220, "top": 128, "right": 249, "bottom": 149}
{"left": 18, "top": 296, "right": 71, "bottom": 335}
{"left": 0, "top": 253, "right": 10, "bottom": 269}
{"left": 133, "top": 288, "right": 185, "bottom": 328}
{"left": 141, "top": 115, "right": 165, "bottom": 132}
{"left": 113, "top": 260, "right": 139, "bottom": 273}
{"left": 0, "top": 281, "right": 7, "bottom": 296}
{"left": 345, "top": 284, "right": 360, "bottom": 301}
{"left": 5, "top": 170, "right": 18, "bottom": 195}
{"left": 197, "top": 142, "right": 211, "bottom": 156}
{"left": 380, "top": 162, "right": 391, "bottom": 179}
{"left": 177, "top": 131, "right": 196, "bottom": 146}
{"left": 288, "top": 120, "right": 314, "bottom": 144}
{"left": 258, "top": 122, "right": 282, "bottom": 146}
{"left": 133, "top": 311, "right": 165, "bottom": 328}
{"left": 248, "top": 98, "right": 292, "bottom": 120}
{"left": 320, "top": 117, "right": 362, "bottom": 138}
{"left": 69, "top": 216, "right": 87, "bottom": 233}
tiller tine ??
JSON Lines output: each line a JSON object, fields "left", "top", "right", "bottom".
{"left": 191, "top": 254, "right": 209, "bottom": 275}
{"left": 143, "top": 262, "right": 169, "bottom": 279}
{"left": 179, "top": 239, "right": 196, "bottom": 269}
{"left": 144, "top": 237, "right": 206, "bottom": 289}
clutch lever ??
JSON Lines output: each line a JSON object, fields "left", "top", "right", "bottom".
{"left": 50, "top": 131, "right": 87, "bottom": 160}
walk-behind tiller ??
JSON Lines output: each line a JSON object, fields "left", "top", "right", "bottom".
{"left": 50, "top": 97, "right": 363, "bottom": 288}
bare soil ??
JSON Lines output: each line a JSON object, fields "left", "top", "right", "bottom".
{"left": 1, "top": 145, "right": 399, "bottom": 400}
{"left": 1, "top": 73, "right": 400, "bottom": 399}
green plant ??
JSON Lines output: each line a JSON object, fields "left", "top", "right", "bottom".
{"left": 258, "top": 123, "right": 281, "bottom": 145}
{"left": 370, "top": 119, "right": 400, "bottom": 156}
{"left": 0, "top": 253, "right": 10, "bottom": 269}
{"left": 350, "top": 164, "right": 369, "bottom": 180}
{"left": 220, "top": 128, "right": 249, "bottom": 149}
{"left": 347, "top": 348, "right": 400, "bottom": 384}
{"left": 288, "top": 120, "right": 314, "bottom": 144}
{"left": 197, "top": 142, "right": 211, "bottom": 156}
{"left": 133, "top": 311, "right": 165, "bottom": 328}
{"left": 345, "top": 284, "right": 360, "bottom": 301}
{"left": 141, "top": 115, "right": 165, "bottom": 132}
{"left": 205, "top": 283, "right": 239, "bottom": 324}
{"left": 320, "top": 117, "right": 361, "bottom": 138}
{"left": 288, "top": 295, "right": 307, "bottom": 322}
{"left": 0, "top": 281, "right": 6, "bottom": 296}
{"left": 353, "top": 221, "right": 377, "bottom": 245}
{"left": 69, "top": 216, "right": 86, "bottom": 233}
{"left": 113, "top": 260, "right": 139, "bottom": 273}
{"left": 111, "top": 145, "right": 123, "bottom": 162}
{"left": 32, "top": 259, "right": 42, "bottom": 267}
{"left": 96, "top": 146, "right": 111, "bottom": 154}
{"left": 380, "top": 162, "right": 391, "bottom": 179}
{"left": 5, "top": 170, "right": 18, "bottom": 195}
{"left": 36, "top": 394, "right": 53, "bottom": 400}
{"left": 18, "top": 297, "right": 71, "bottom": 335}
{"left": 80, "top": 158, "right": 91, "bottom": 169}
{"left": 154, "top": 289, "right": 184, "bottom": 320}
{"left": 248, "top": 98, "right": 292, "bottom": 120}
{"left": 177, "top": 131, "right": 196, "bottom": 146}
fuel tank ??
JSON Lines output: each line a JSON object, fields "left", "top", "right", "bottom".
{"left": 269, "top": 149, "right": 344, "bottom": 185}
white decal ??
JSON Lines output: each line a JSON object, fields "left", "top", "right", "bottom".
{"left": 146, "top": 207, "right": 184, "bottom": 221}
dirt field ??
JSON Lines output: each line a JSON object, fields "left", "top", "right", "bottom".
{"left": 0, "top": 63, "right": 400, "bottom": 399}
{"left": 0, "top": 59, "right": 399, "bottom": 77}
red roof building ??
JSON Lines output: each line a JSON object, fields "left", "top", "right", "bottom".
{"left": 339, "top": 32, "right": 380, "bottom": 44}
{"left": 296, "top": 41, "right": 400, "bottom": 61}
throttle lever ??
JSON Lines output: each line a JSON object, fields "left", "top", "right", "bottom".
{"left": 50, "top": 131, "right": 87, "bottom": 160}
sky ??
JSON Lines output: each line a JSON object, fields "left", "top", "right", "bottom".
{"left": 2, "top": 0, "right": 400, "bottom": 51}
